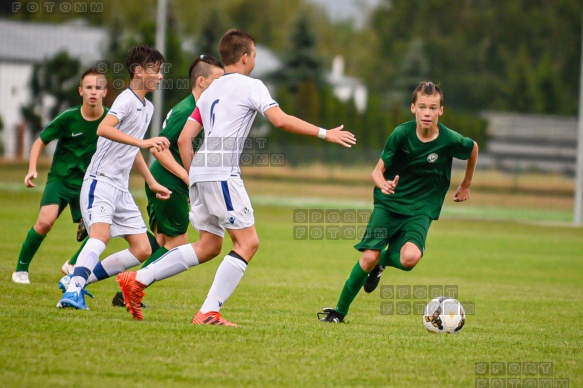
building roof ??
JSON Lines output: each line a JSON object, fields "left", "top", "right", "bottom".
{"left": 0, "top": 18, "right": 107, "bottom": 65}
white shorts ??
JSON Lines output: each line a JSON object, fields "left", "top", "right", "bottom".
{"left": 81, "top": 178, "right": 148, "bottom": 238}
{"left": 189, "top": 176, "right": 255, "bottom": 238}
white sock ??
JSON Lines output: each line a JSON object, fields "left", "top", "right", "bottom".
{"left": 136, "top": 244, "right": 199, "bottom": 286}
{"left": 87, "top": 249, "right": 140, "bottom": 284}
{"left": 68, "top": 238, "right": 106, "bottom": 293}
{"left": 200, "top": 254, "right": 247, "bottom": 313}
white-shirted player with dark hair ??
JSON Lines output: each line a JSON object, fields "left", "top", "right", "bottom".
{"left": 117, "top": 29, "right": 356, "bottom": 325}
{"left": 57, "top": 45, "right": 171, "bottom": 310}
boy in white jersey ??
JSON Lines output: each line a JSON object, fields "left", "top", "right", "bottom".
{"left": 117, "top": 29, "right": 356, "bottom": 325}
{"left": 57, "top": 45, "right": 171, "bottom": 310}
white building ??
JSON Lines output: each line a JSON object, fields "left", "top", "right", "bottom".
{"left": 306, "top": 0, "right": 383, "bottom": 29}
{"left": 327, "top": 55, "right": 368, "bottom": 113}
{"left": 0, "top": 18, "right": 107, "bottom": 158}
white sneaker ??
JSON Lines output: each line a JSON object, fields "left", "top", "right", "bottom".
{"left": 12, "top": 271, "right": 30, "bottom": 284}
{"left": 61, "top": 260, "right": 75, "bottom": 275}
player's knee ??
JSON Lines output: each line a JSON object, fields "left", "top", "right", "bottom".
{"left": 247, "top": 236, "right": 259, "bottom": 256}
{"left": 237, "top": 236, "right": 259, "bottom": 261}
{"left": 401, "top": 250, "right": 421, "bottom": 269}
{"left": 208, "top": 242, "right": 222, "bottom": 258}
{"left": 360, "top": 251, "right": 380, "bottom": 272}
{"left": 134, "top": 244, "right": 152, "bottom": 261}
{"left": 35, "top": 219, "right": 55, "bottom": 234}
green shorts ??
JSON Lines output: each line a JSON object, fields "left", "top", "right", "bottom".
{"left": 354, "top": 206, "right": 432, "bottom": 260}
{"left": 145, "top": 185, "right": 189, "bottom": 237}
{"left": 40, "top": 179, "right": 82, "bottom": 222}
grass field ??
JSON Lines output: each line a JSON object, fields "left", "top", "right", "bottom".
{"left": 1, "top": 163, "right": 582, "bottom": 387}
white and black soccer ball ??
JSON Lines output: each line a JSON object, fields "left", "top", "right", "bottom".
{"left": 423, "top": 297, "right": 465, "bottom": 334}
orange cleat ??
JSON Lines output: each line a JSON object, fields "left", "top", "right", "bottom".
{"left": 192, "top": 310, "right": 238, "bottom": 327}
{"left": 116, "top": 272, "right": 146, "bottom": 321}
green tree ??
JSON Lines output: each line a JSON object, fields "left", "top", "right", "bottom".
{"left": 533, "top": 53, "right": 563, "bottom": 114}
{"left": 498, "top": 46, "right": 536, "bottom": 113}
{"left": 268, "top": 11, "right": 325, "bottom": 92}
{"left": 103, "top": 13, "right": 188, "bottom": 118}
{"left": 0, "top": 1, "right": 14, "bottom": 15}
{"left": 21, "top": 51, "right": 80, "bottom": 136}
{"left": 196, "top": 7, "right": 225, "bottom": 59}
{"left": 8, "top": 0, "right": 105, "bottom": 25}
{"left": 367, "top": 0, "right": 581, "bottom": 114}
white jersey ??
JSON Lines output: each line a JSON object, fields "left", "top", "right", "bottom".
{"left": 85, "top": 88, "right": 154, "bottom": 191}
{"left": 188, "top": 73, "right": 278, "bottom": 183}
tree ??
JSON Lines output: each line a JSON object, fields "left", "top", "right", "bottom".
{"left": 21, "top": 51, "right": 80, "bottom": 136}
{"left": 533, "top": 53, "right": 563, "bottom": 114}
{"left": 366, "top": 0, "right": 582, "bottom": 114}
{"left": 0, "top": 1, "right": 14, "bottom": 15}
{"left": 196, "top": 7, "right": 225, "bottom": 59}
{"left": 268, "top": 11, "right": 326, "bottom": 93}
{"left": 102, "top": 12, "right": 188, "bottom": 118}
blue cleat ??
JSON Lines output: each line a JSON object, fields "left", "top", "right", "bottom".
{"left": 57, "top": 291, "right": 88, "bottom": 310}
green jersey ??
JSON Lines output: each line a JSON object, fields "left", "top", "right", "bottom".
{"left": 150, "top": 94, "right": 203, "bottom": 195}
{"left": 39, "top": 105, "right": 108, "bottom": 188}
{"left": 375, "top": 120, "right": 474, "bottom": 220}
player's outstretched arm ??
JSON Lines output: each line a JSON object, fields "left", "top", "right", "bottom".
{"left": 371, "top": 159, "right": 399, "bottom": 195}
{"left": 97, "top": 115, "right": 169, "bottom": 151}
{"left": 264, "top": 106, "right": 356, "bottom": 148}
{"left": 151, "top": 147, "right": 189, "bottom": 187}
{"left": 177, "top": 118, "right": 203, "bottom": 173}
{"left": 453, "top": 141, "right": 479, "bottom": 202}
{"left": 134, "top": 151, "right": 172, "bottom": 200}
{"left": 24, "top": 138, "right": 47, "bottom": 188}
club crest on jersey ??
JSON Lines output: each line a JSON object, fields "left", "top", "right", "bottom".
{"left": 427, "top": 153, "right": 438, "bottom": 163}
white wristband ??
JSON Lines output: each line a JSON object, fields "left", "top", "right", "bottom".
{"left": 317, "top": 127, "right": 327, "bottom": 140}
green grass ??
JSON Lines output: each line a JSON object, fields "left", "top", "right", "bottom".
{"left": 0, "top": 172, "right": 582, "bottom": 387}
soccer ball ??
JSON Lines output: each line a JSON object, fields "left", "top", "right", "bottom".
{"left": 423, "top": 297, "right": 465, "bottom": 334}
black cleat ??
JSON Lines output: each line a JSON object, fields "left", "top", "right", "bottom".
{"left": 112, "top": 291, "right": 126, "bottom": 307}
{"left": 112, "top": 291, "right": 148, "bottom": 308}
{"left": 318, "top": 307, "right": 345, "bottom": 323}
{"left": 363, "top": 265, "right": 385, "bottom": 293}
{"left": 76, "top": 220, "right": 88, "bottom": 242}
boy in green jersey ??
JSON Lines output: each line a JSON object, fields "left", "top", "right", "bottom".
{"left": 319, "top": 82, "right": 479, "bottom": 322}
{"left": 111, "top": 55, "right": 224, "bottom": 307}
{"left": 12, "top": 68, "right": 108, "bottom": 284}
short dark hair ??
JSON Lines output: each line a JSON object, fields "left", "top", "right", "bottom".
{"left": 412, "top": 82, "right": 444, "bottom": 106}
{"left": 80, "top": 67, "right": 106, "bottom": 86}
{"left": 188, "top": 55, "right": 224, "bottom": 85}
{"left": 218, "top": 29, "right": 255, "bottom": 66}
{"left": 125, "top": 45, "right": 165, "bottom": 79}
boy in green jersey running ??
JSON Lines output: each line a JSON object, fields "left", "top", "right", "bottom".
{"left": 319, "top": 82, "right": 479, "bottom": 323}
{"left": 111, "top": 55, "right": 224, "bottom": 307}
{"left": 12, "top": 68, "right": 108, "bottom": 284}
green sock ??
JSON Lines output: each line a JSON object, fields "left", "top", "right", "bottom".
{"left": 147, "top": 230, "right": 160, "bottom": 252}
{"left": 335, "top": 261, "right": 370, "bottom": 317}
{"left": 15, "top": 227, "right": 46, "bottom": 272}
{"left": 68, "top": 237, "right": 88, "bottom": 266}
{"left": 381, "top": 249, "right": 412, "bottom": 271}
{"left": 141, "top": 246, "right": 169, "bottom": 268}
